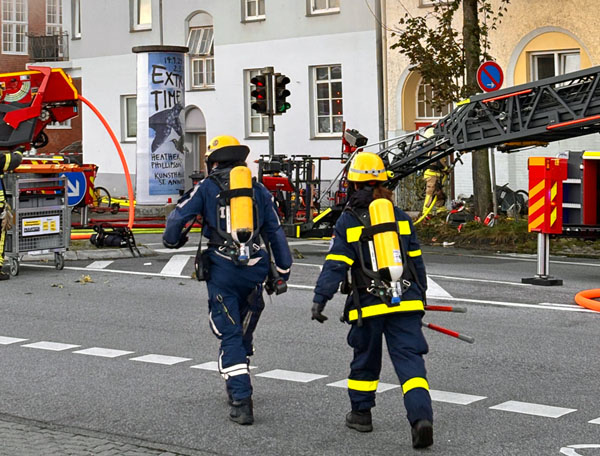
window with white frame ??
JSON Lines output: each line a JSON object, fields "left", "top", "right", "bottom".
{"left": 416, "top": 79, "right": 451, "bottom": 120}
{"left": 46, "top": 0, "right": 62, "bottom": 35}
{"left": 122, "top": 95, "right": 137, "bottom": 141}
{"left": 530, "top": 50, "right": 580, "bottom": 81}
{"left": 72, "top": 0, "right": 80, "bottom": 38}
{"left": 246, "top": 69, "right": 268, "bottom": 136}
{"left": 309, "top": 0, "right": 339, "bottom": 14}
{"left": 313, "top": 64, "right": 343, "bottom": 136}
{"left": 187, "top": 27, "right": 215, "bottom": 89}
{"left": 244, "top": 0, "right": 265, "bottom": 21}
{"left": 2, "top": 0, "right": 27, "bottom": 54}
{"left": 131, "top": 0, "right": 151, "bottom": 31}
{"left": 419, "top": 0, "right": 448, "bottom": 7}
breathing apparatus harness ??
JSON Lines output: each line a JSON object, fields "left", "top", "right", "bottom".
{"left": 341, "top": 202, "right": 424, "bottom": 326}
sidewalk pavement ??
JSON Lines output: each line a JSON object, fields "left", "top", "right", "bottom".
{"left": 0, "top": 413, "right": 210, "bottom": 456}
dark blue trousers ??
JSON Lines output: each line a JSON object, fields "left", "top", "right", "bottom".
{"left": 347, "top": 312, "right": 433, "bottom": 426}
{"left": 207, "top": 282, "right": 264, "bottom": 401}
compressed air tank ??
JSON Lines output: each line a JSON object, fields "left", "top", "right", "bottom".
{"left": 368, "top": 198, "right": 403, "bottom": 282}
{"left": 229, "top": 165, "right": 253, "bottom": 244}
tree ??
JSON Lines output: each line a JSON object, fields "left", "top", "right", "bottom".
{"left": 391, "top": 0, "right": 510, "bottom": 218}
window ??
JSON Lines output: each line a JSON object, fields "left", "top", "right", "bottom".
{"left": 530, "top": 50, "right": 580, "bottom": 81}
{"left": 122, "top": 95, "right": 137, "bottom": 141}
{"left": 419, "top": 0, "right": 448, "bottom": 6}
{"left": 132, "top": 0, "right": 151, "bottom": 31}
{"left": 312, "top": 65, "right": 343, "bottom": 136}
{"left": 2, "top": 0, "right": 27, "bottom": 54}
{"left": 416, "top": 80, "right": 451, "bottom": 120}
{"left": 309, "top": 0, "right": 339, "bottom": 15}
{"left": 72, "top": 0, "right": 80, "bottom": 38}
{"left": 46, "top": 0, "right": 62, "bottom": 35}
{"left": 187, "top": 27, "right": 215, "bottom": 89}
{"left": 246, "top": 69, "right": 268, "bottom": 136}
{"left": 243, "top": 0, "right": 265, "bottom": 21}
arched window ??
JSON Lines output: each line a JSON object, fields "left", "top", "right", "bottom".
{"left": 416, "top": 79, "right": 451, "bottom": 124}
{"left": 187, "top": 12, "right": 214, "bottom": 89}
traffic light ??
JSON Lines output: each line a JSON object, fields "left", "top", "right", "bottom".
{"left": 274, "top": 74, "right": 291, "bottom": 114}
{"left": 251, "top": 74, "right": 269, "bottom": 114}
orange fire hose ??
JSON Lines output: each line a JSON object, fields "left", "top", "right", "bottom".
{"left": 574, "top": 289, "right": 600, "bottom": 312}
{"left": 78, "top": 95, "right": 135, "bottom": 229}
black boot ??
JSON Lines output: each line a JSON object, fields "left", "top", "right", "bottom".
{"left": 0, "top": 271, "right": 9, "bottom": 281}
{"left": 345, "top": 410, "right": 373, "bottom": 432}
{"left": 411, "top": 420, "right": 433, "bottom": 449}
{"left": 229, "top": 397, "right": 254, "bottom": 425}
{"left": 225, "top": 385, "right": 234, "bottom": 406}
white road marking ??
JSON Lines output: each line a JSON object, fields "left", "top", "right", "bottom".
{"left": 20, "top": 264, "right": 591, "bottom": 313}
{"left": 154, "top": 246, "right": 198, "bottom": 253}
{"left": 144, "top": 262, "right": 152, "bottom": 266}
{"left": 0, "top": 336, "right": 28, "bottom": 345}
{"left": 129, "top": 354, "right": 192, "bottom": 365}
{"left": 443, "top": 252, "right": 600, "bottom": 269}
{"left": 588, "top": 417, "right": 600, "bottom": 424}
{"left": 86, "top": 261, "right": 114, "bottom": 269}
{"left": 256, "top": 369, "right": 327, "bottom": 383}
{"left": 429, "top": 273, "right": 532, "bottom": 287}
{"left": 190, "top": 361, "right": 257, "bottom": 371}
{"left": 561, "top": 444, "right": 600, "bottom": 455}
{"left": 160, "top": 254, "right": 192, "bottom": 276}
{"left": 429, "top": 389, "right": 487, "bottom": 405}
{"left": 294, "top": 262, "right": 323, "bottom": 269}
{"left": 489, "top": 400, "right": 576, "bottom": 418}
{"left": 73, "top": 347, "right": 135, "bottom": 358}
{"left": 327, "top": 379, "right": 399, "bottom": 393}
{"left": 427, "top": 278, "right": 452, "bottom": 298}
{"left": 21, "top": 341, "right": 80, "bottom": 351}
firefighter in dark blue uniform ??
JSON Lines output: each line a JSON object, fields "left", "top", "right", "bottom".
{"left": 163, "top": 135, "right": 292, "bottom": 425}
{"left": 0, "top": 147, "right": 24, "bottom": 280}
{"left": 311, "top": 152, "right": 434, "bottom": 449}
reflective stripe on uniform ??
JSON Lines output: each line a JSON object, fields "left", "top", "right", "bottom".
{"left": 402, "top": 377, "right": 429, "bottom": 394}
{"left": 398, "top": 220, "right": 411, "bottom": 235}
{"left": 325, "top": 254, "right": 354, "bottom": 265}
{"left": 347, "top": 300, "right": 424, "bottom": 321}
{"left": 348, "top": 378, "right": 379, "bottom": 392}
{"left": 408, "top": 249, "right": 422, "bottom": 257}
{"left": 346, "top": 226, "right": 363, "bottom": 243}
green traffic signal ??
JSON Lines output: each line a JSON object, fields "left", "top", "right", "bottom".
{"left": 274, "top": 74, "right": 291, "bottom": 115}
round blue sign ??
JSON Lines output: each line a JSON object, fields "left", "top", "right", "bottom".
{"left": 61, "top": 172, "right": 87, "bottom": 206}
{"left": 477, "top": 61, "right": 504, "bottom": 92}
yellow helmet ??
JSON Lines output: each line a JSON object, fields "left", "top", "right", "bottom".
{"left": 206, "top": 135, "right": 250, "bottom": 165}
{"left": 347, "top": 152, "right": 388, "bottom": 182}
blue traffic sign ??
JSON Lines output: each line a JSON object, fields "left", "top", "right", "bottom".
{"left": 61, "top": 172, "right": 87, "bottom": 206}
{"left": 477, "top": 61, "right": 504, "bottom": 92}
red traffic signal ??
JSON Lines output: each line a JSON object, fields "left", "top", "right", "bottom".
{"left": 251, "top": 75, "right": 269, "bottom": 114}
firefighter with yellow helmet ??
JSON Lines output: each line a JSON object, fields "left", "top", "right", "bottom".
{"left": 163, "top": 135, "right": 292, "bottom": 425}
{"left": 311, "top": 152, "right": 434, "bottom": 449}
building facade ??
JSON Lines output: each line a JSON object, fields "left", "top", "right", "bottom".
{"left": 384, "top": 0, "right": 600, "bottom": 199}
{"left": 1, "top": 0, "right": 80, "bottom": 156}
{"left": 60, "top": 0, "right": 381, "bottom": 198}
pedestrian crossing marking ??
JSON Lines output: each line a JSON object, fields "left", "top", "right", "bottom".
{"left": 429, "top": 389, "right": 487, "bottom": 405}
{"left": 155, "top": 246, "right": 198, "bottom": 254}
{"left": 21, "top": 341, "right": 81, "bottom": 351}
{"left": 327, "top": 379, "right": 399, "bottom": 393}
{"left": 73, "top": 347, "right": 135, "bottom": 358}
{"left": 129, "top": 354, "right": 192, "bottom": 365}
{"left": 490, "top": 400, "right": 576, "bottom": 418}
{"left": 190, "top": 361, "right": 257, "bottom": 372}
{"left": 160, "top": 254, "right": 192, "bottom": 276}
{"left": 0, "top": 336, "right": 28, "bottom": 345}
{"left": 588, "top": 417, "right": 600, "bottom": 424}
{"left": 256, "top": 369, "right": 327, "bottom": 383}
{"left": 427, "top": 277, "right": 452, "bottom": 298}
{"left": 86, "top": 260, "right": 114, "bottom": 269}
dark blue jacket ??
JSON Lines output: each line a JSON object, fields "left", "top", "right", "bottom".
{"left": 163, "top": 167, "right": 292, "bottom": 290}
{"left": 313, "top": 204, "right": 427, "bottom": 322}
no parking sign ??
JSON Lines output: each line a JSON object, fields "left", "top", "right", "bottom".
{"left": 477, "top": 61, "right": 504, "bottom": 92}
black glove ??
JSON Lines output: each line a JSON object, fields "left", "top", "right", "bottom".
{"left": 163, "top": 235, "right": 188, "bottom": 249}
{"left": 311, "top": 302, "right": 328, "bottom": 323}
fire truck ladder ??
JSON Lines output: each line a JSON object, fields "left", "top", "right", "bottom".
{"left": 376, "top": 65, "right": 600, "bottom": 187}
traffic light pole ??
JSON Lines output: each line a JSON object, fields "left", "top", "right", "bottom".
{"left": 268, "top": 112, "right": 275, "bottom": 158}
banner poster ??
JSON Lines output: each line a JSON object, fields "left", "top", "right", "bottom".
{"left": 147, "top": 52, "right": 185, "bottom": 196}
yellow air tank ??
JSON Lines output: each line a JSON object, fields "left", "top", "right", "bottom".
{"left": 369, "top": 198, "right": 403, "bottom": 286}
{"left": 229, "top": 165, "right": 254, "bottom": 245}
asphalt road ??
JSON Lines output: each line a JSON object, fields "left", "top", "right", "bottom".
{"left": 1, "top": 235, "right": 599, "bottom": 456}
